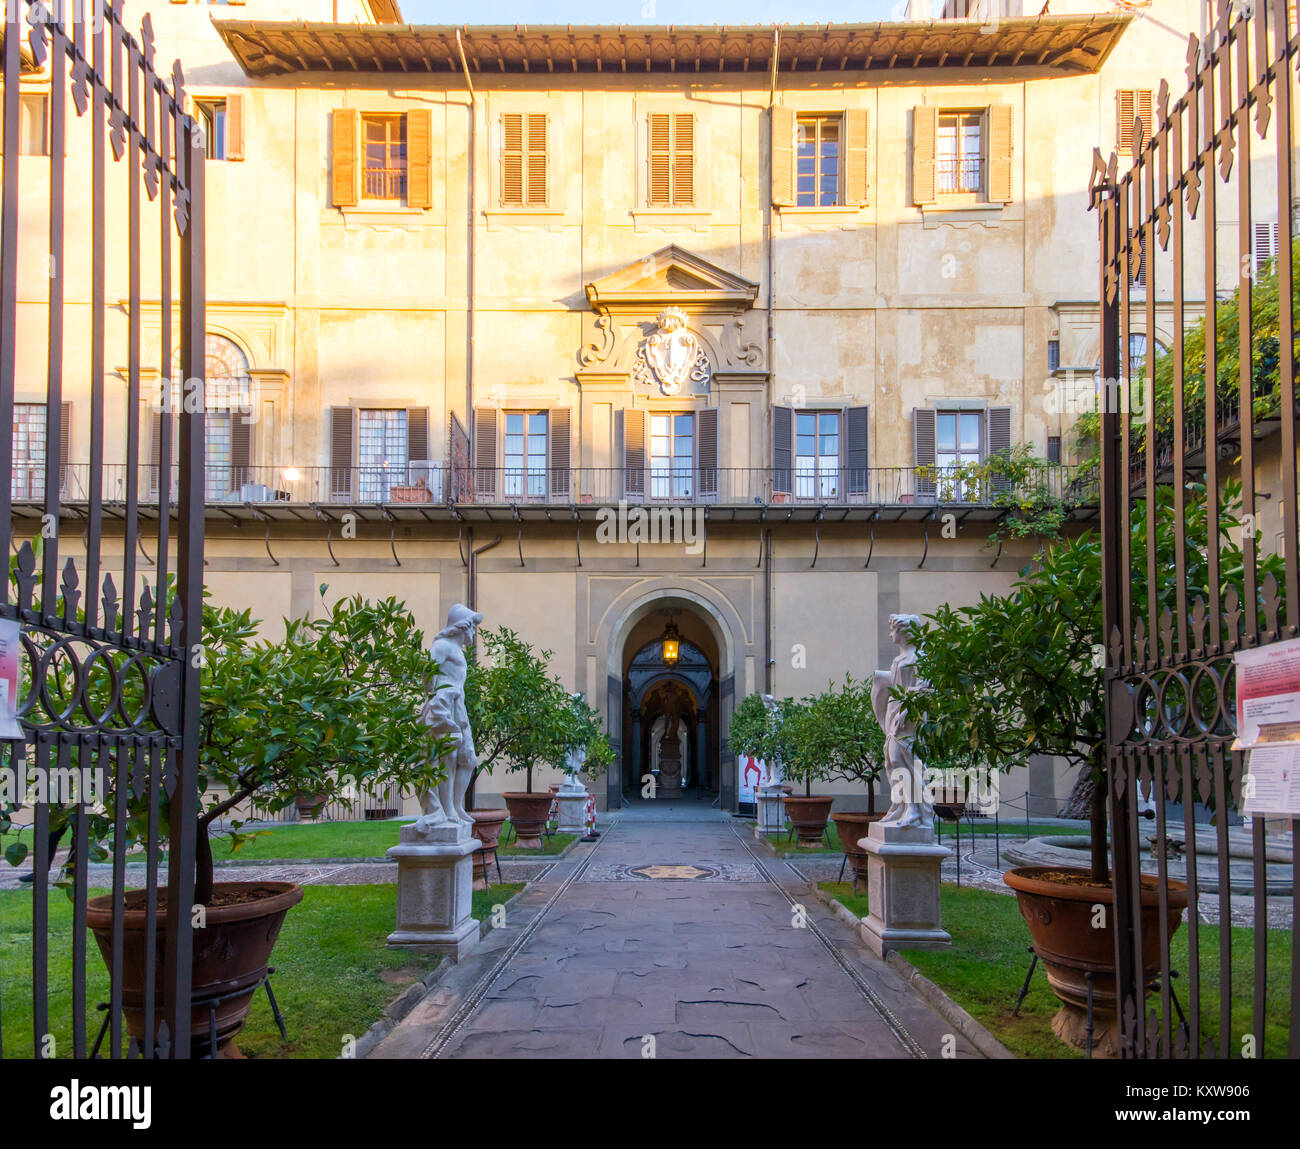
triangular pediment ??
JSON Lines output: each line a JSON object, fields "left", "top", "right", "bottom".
{"left": 585, "top": 245, "right": 759, "bottom": 312}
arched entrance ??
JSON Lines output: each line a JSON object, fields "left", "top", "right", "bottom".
{"left": 625, "top": 633, "right": 717, "bottom": 803}
{"left": 619, "top": 607, "right": 720, "bottom": 805}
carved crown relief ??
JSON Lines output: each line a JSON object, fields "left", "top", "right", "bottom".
{"left": 578, "top": 246, "right": 764, "bottom": 390}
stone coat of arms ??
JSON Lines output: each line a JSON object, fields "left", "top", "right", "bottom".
{"left": 633, "top": 307, "right": 711, "bottom": 396}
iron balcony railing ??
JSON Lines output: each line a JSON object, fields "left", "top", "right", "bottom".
{"left": 31, "top": 462, "right": 1096, "bottom": 510}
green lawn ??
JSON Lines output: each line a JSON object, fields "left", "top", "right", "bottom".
{"left": 762, "top": 820, "right": 1087, "bottom": 857}
{"left": 820, "top": 880, "right": 1292, "bottom": 1060}
{"left": 0, "top": 882, "right": 523, "bottom": 1060}
{"left": 205, "top": 820, "right": 576, "bottom": 861}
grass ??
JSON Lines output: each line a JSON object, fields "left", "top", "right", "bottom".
{"left": 0, "top": 882, "right": 523, "bottom": 1060}
{"left": 205, "top": 820, "right": 577, "bottom": 861}
{"left": 762, "top": 820, "right": 1087, "bottom": 857}
{"left": 819, "top": 880, "right": 1292, "bottom": 1060}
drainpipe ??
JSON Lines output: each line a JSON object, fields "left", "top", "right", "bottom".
{"left": 763, "top": 529, "right": 774, "bottom": 695}
{"left": 764, "top": 32, "right": 780, "bottom": 700}
{"left": 466, "top": 526, "right": 501, "bottom": 613}
{"left": 456, "top": 30, "right": 477, "bottom": 454}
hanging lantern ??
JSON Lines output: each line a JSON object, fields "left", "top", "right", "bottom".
{"left": 660, "top": 617, "right": 681, "bottom": 666}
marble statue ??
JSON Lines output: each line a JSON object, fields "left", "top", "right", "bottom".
{"left": 415, "top": 603, "right": 483, "bottom": 835}
{"left": 871, "top": 613, "right": 933, "bottom": 829}
{"left": 561, "top": 693, "right": 588, "bottom": 789}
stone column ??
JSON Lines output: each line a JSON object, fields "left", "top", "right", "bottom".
{"left": 859, "top": 822, "right": 952, "bottom": 957}
{"left": 386, "top": 822, "right": 480, "bottom": 960}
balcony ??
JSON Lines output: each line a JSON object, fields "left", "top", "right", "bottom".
{"left": 14, "top": 462, "right": 1098, "bottom": 526}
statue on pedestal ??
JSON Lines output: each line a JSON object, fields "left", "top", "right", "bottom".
{"left": 871, "top": 613, "right": 933, "bottom": 830}
{"left": 414, "top": 604, "right": 483, "bottom": 836}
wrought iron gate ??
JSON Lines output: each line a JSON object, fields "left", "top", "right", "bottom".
{"left": 1094, "top": 0, "right": 1298, "bottom": 1058}
{"left": 0, "top": 1, "right": 205, "bottom": 1057}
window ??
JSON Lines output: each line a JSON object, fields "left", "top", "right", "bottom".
{"left": 935, "top": 410, "right": 983, "bottom": 500}
{"left": 647, "top": 113, "right": 694, "bottom": 208}
{"left": 503, "top": 411, "right": 548, "bottom": 499}
{"left": 1047, "top": 435, "right": 1062, "bottom": 465}
{"left": 1117, "top": 89, "right": 1154, "bottom": 154}
{"left": 165, "top": 334, "right": 252, "bottom": 500}
{"left": 794, "top": 411, "right": 840, "bottom": 498}
{"left": 19, "top": 93, "right": 48, "bottom": 157}
{"left": 1254, "top": 220, "right": 1280, "bottom": 276}
{"left": 649, "top": 413, "right": 694, "bottom": 499}
{"left": 196, "top": 99, "right": 226, "bottom": 160}
{"left": 795, "top": 115, "right": 841, "bottom": 207}
{"left": 937, "top": 112, "right": 983, "bottom": 196}
{"left": 501, "top": 113, "right": 548, "bottom": 207}
{"left": 357, "top": 409, "right": 409, "bottom": 502}
{"left": 362, "top": 114, "right": 406, "bottom": 201}
{"left": 12, "top": 403, "right": 46, "bottom": 499}
{"left": 1048, "top": 339, "right": 1060, "bottom": 373}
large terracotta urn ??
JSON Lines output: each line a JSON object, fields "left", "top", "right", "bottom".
{"left": 1003, "top": 865, "right": 1188, "bottom": 1057}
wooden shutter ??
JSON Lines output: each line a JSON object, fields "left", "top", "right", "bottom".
{"left": 845, "top": 406, "right": 869, "bottom": 495}
{"left": 406, "top": 109, "right": 432, "bottom": 209}
{"left": 697, "top": 407, "right": 718, "bottom": 498}
{"left": 57, "top": 401, "right": 72, "bottom": 497}
{"left": 527, "top": 113, "right": 548, "bottom": 207}
{"left": 501, "top": 113, "right": 524, "bottom": 206}
{"left": 1117, "top": 89, "right": 1154, "bottom": 153}
{"left": 772, "top": 405, "right": 793, "bottom": 495}
{"left": 621, "top": 408, "right": 646, "bottom": 499}
{"left": 647, "top": 113, "right": 671, "bottom": 207}
{"left": 987, "top": 405, "right": 1012, "bottom": 493}
{"left": 912, "top": 106, "right": 938, "bottom": 205}
{"left": 231, "top": 411, "right": 252, "bottom": 492}
{"left": 331, "top": 109, "right": 359, "bottom": 208}
{"left": 549, "top": 406, "right": 571, "bottom": 499}
{"left": 986, "top": 104, "right": 1014, "bottom": 204}
{"left": 407, "top": 407, "right": 430, "bottom": 467}
{"left": 914, "top": 408, "right": 936, "bottom": 498}
{"left": 449, "top": 411, "right": 471, "bottom": 503}
{"left": 149, "top": 410, "right": 164, "bottom": 499}
{"left": 330, "top": 406, "right": 356, "bottom": 499}
{"left": 225, "top": 94, "right": 244, "bottom": 161}
{"left": 771, "top": 105, "right": 795, "bottom": 207}
{"left": 844, "top": 108, "right": 870, "bottom": 207}
{"left": 673, "top": 113, "right": 694, "bottom": 207}
{"left": 473, "top": 407, "right": 497, "bottom": 500}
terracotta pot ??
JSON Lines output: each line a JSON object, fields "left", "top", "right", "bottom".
{"left": 85, "top": 881, "right": 303, "bottom": 1058}
{"left": 1003, "top": 865, "right": 1188, "bottom": 1057}
{"left": 470, "top": 809, "right": 508, "bottom": 887}
{"left": 781, "top": 795, "right": 834, "bottom": 849}
{"left": 294, "top": 792, "right": 327, "bottom": 821}
{"left": 503, "top": 792, "right": 553, "bottom": 849}
{"left": 830, "top": 811, "right": 886, "bottom": 880}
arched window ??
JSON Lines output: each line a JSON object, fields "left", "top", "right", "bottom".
{"left": 162, "top": 334, "right": 253, "bottom": 500}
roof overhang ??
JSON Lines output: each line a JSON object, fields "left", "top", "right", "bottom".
{"left": 213, "top": 16, "right": 1130, "bottom": 80}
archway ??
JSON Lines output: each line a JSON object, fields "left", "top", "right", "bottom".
{"left": 600, "top": 585, "right": 741, "bottom": 811}
{"left": 624, "top": 630, "right": 717, "bottom": 803}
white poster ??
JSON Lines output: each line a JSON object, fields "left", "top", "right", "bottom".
{"left": 1243, "top": 743, "right": 1300, "bottom": 816}
{"left": 738, "top": 754, "right": 772, "bottom": 806}
{"left": 0, "top": 618, "right": 21, "bottom": 740}
{"left": 1233, "top": 636, "right": 1300, "bottom": 748}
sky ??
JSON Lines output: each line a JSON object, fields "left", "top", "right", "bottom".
{"left": 398, "top": 1, "right": 909, "bottom": 25}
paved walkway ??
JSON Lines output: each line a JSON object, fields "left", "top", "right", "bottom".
{"left": 371, "top": 808, "right": 980, "bottom": 1060}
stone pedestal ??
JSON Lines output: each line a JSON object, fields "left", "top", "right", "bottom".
{"left": 757, "top": 784, "right": 786, "bottom": 834}
{"left": 555, "top": 785, "right": 589, "bottom": 833}
{"left": 859, "top": 822, "right": 952, "bottom": 958}
{"left": 658, "top": 746, "right": 683, "bottom": 797}
{"left": 386, "top": 821, "right": 480, "bottom": 960}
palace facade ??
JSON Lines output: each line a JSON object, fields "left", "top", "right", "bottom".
{"left": 8, "top": 0, "right": 1284, "bottom": 813}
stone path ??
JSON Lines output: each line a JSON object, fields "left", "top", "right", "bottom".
{"left": 370, "top": 809, "right": 980, "bottom": 1060}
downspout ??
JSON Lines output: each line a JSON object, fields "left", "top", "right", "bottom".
{"left": 466, "top": 526, "right": 501, "bottom": 809}
{"left": 456, "top": 29, "right": 477, "bottom": 466}
{"left": 764, "top": 31, "right": 779, "bottom": 699}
